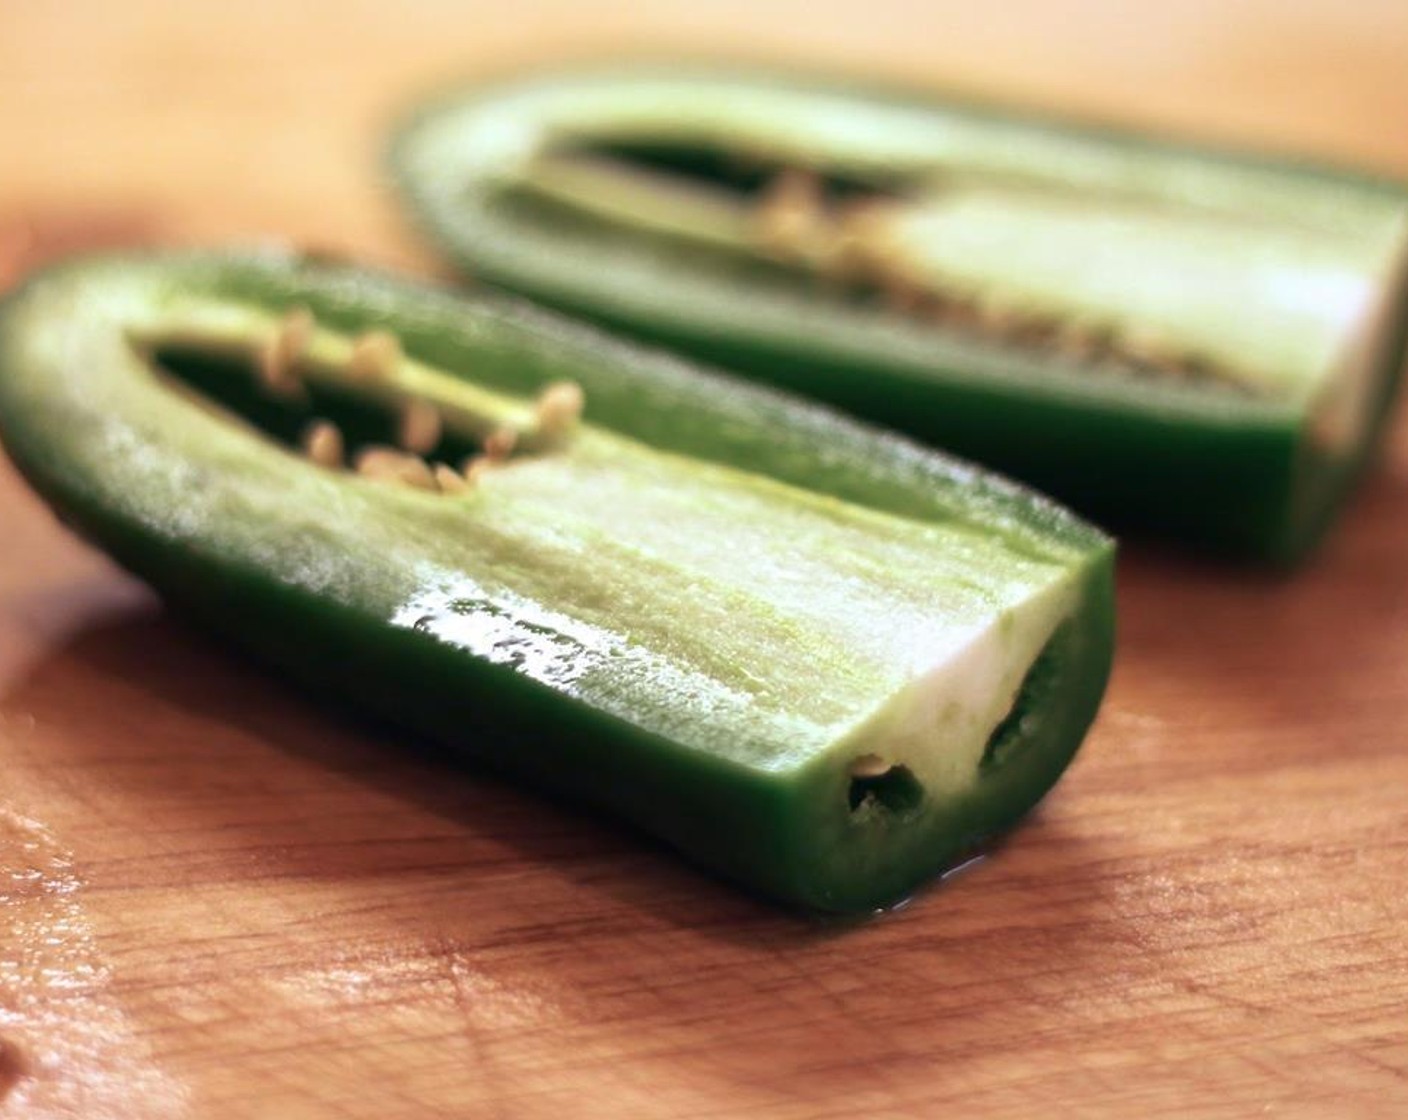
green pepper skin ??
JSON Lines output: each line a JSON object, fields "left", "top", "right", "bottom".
{"left": 387, "top": 66, "right": 1408, "bottom": 564}
{"left": 0, "top": 252, "right": 1113, "bottom": 913}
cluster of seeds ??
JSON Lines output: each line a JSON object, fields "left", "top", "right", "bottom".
{"left": 259, "top": 307, "right": 585, "bottom": 494}
{"left": 750, "top": 169, "right": 1243, "bottom": 393}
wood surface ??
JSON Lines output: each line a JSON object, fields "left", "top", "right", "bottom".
{"left": 3, "top": 3, "right": 1408, "bottom": 1117}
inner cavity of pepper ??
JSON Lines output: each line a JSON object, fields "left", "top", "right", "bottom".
{"left": 844, "top": 621, "right": 1071, "bottom": 816}
{"left": 520, "top": 137, "right": 1274, "bottom": 397}
{"left": 980, "top": 624, "right": 1070, "bottom": 773}
{"left": 847, "top": 757, "right": 923, "bottom": 816}
{"left": 146, "top": 309, "right": 584, "bottom": 494}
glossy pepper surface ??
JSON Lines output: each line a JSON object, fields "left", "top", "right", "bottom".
{"left": 389, "top": 66, "right": 1408, "bottom": 563}
{"left": 0, "top": 252, "right": 1114, "bottom": 912}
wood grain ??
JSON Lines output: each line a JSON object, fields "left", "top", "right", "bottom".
{"left": 2, "top": 3, "right": 1407, "bottom": 1117}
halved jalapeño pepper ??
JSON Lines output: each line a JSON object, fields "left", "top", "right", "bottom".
{"left": 389, "top": 67, "right": 1408, "bottom": 562}
{"left": 0, "top": 253, "right": 1113, "bottom": 912}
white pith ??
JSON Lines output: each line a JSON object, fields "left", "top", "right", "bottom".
{"left": 1311, "top": 218, "right": 1408, "bottom": 454}
{"left": 833, "top": 571, "right": 1077, "bottom": 802}
{"left": 874, "top": 189, "right": 1403, "bottom": 397}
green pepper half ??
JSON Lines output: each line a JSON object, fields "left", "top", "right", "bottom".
{"left": 0, "top": 252, "right": 1113, "bottom": 912}
{"left": 388, "top": 65, "right": 1408, "bottom": 563}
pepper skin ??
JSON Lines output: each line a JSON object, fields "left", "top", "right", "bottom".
{"left": 0, "top": 252, "right": 1113, "bottom": 913}
{"left": 388, "top": 65, "right": 1408, "bottom": 564}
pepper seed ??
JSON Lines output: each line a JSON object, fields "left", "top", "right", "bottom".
{"left": 535, "top": 381, "right": 585, "bottom": 439}
{"left": 849, "top": 753, "right": 892, "bottom": 778}
{"left": 258, "top": 305, "right": 314, "bottom": 398}
{"left": 301, "top": 418, "right": 344, "bottom": 469}
{"left": 433, "top": 463, "right": 470, "bottom": 493}
{"left": 348, "top": 329, "right": 402, "bottom": 382}
{"left": 399, "top": 398, "right": 442, "bottom": 454}
{"left": 355, "top": 445, "right": 436, "bottom": 489}
{"left": 754, "top": 169, "right": 828, "bottom": 260}
{"left": 483, "top": 426, "right": 518, "bottom": 461}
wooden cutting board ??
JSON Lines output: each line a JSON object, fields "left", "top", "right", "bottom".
{"left": 3, "top": 4, "right": 1407, "bottom": 1117}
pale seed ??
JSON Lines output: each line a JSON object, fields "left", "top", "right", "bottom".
{"left": 754, "top": 169, "right": 827, "bottom": 259}
{"left": 301, "top": 418, "right": 344, "bottom": 469}
{"left": 399, "top": 398, "right": 442, "bottom": 454}
{"left": 355, "top": 445, "right": 435, "bottom": 489}
{"left": 258, "top": 305, "right": 314, "bottom": 398}
{"left": 462, "top": 455, "right": 496, "bottom": 484}
{"left": 849, "top": 754, "right": 892, "bottom": 779}
{"left": 433, "top": 463, "right": 470, "bottom": 493}
{"left": 483, "top": 426, "right": 518, "bottom": 461}
{"left": 347, "top": 329, "right": 402, "bottom": 382}
{"left": 535, "top": 380, "right": 585, "bottom": 439}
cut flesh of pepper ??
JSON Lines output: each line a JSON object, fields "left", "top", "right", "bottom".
{"left": 0, "top": 253, "right": 1113, "bottom": 912}
{"left": 389, "top": 68, "right": 1408, "bottom": 561}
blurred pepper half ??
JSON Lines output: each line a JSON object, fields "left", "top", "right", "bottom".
{"left": 389, "top": 66, "right": 1408, "bottom": 563}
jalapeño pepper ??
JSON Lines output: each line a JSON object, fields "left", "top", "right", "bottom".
{"left": 0, "top": 252, "right": 1113, "bottom": 912}
{"left": 388, "top": 66, "right": 1408, "bottom": 563}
